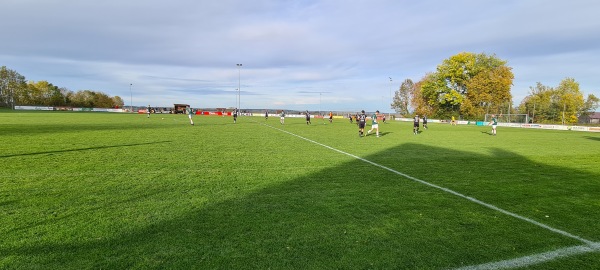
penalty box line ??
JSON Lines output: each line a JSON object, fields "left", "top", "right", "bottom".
{"left": 261, "top": 123, "right": 597, "bottom": 247}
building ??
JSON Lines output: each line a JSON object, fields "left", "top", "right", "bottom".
{"left": 579, "top": 112, "right": 600, "bottom": 124}
{"left": 174, "top": 104, "right": 190, "bottom": 114}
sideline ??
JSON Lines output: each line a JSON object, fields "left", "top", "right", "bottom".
{"left": 261, "top": 123, "right": 599, "bottom": 268}
{"left": 454, "top": 243, "right": 599, "bottom": 270}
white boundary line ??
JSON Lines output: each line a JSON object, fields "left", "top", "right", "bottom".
{"left": 454, "top": 243, "right": 600, "bottom": 270}
{"left": 261, "top": 123, "right": 600, "bottom": 268}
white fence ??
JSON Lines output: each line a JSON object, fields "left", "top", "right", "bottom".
{"left": 394, "top": 117, "right": 600, "bottom": 133}
{"left": 15, "top": 106, "right": 125, "bottom": 112}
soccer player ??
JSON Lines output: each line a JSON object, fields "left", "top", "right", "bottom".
{"left": 358, "top": 110, "right": 367, "bottom": 137}
{"left": 329, "top": 111, "right": 333, "bottom": 123}
{"left": 422, "top": 115, "right": 428, "bottom": 129}
{"left": 367, "top": 110, "right": 380, "bottom": 137}
{"left": 413, "top": 114, "right": 420, "bottom": 134}
{"left": 187, "top": 106, "right": 194, "bottom": 126}
{"left": 382, "top": 114, "right": 386, "bottom": 123}
{"left": 280, "top": 110, "right": 285, "bottom": 125}
{"left": 451, "top": 115, "right": 457, "bottom": 126}
{"left": 305, "top": 110, "right": 311, "bottom": 125}
{"left": 349, "top": 113, "right": 353, "bottom": 124}
{"left": 488, "top": 114, "right": 498, "bottom": 136}
{"left": 147, "top": 105, "right": 151, "bottom": 118}
{"left": 265, "top": 110, "right": 269, "bottom": 121}
{"left": 233, "top": 108, "right": 238, "bottom": 123}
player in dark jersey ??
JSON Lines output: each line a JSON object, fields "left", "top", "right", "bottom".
{"left": 305, "top": 110, "right": 311, "bottom": 125}
{"left": 233, "top": 108, "right": 238, "bottom": 123}
{"left": 265, "top": 110, "right": 269, "bottom": 121}
{"left": 422, "top": 115, "right": 428, "bottom": 129}
{"left": 147, "top": 105, "right": 151, "bottom": 118}
{"left": 358, "top": 110, "right": 367, "bottom": 137}
{"left": 413, "top": 114, "right": 420, "bottom": 134}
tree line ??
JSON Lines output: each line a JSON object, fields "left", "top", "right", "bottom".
{"left": 0, "top": 66, "right": 124, "bottom": 109}
{"left": 517, "top": 79, "right": 599, "bottom": 124}
{"left": 392, "top": 52, "right": 599, "bottom": 124}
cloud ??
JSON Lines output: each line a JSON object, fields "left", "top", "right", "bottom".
{"left": 1, "top": 0, "right": 599, "bottom": 111}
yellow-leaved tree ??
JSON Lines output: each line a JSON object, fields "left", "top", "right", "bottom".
{"left": 421, "top": 52, "right": 513, "bottom": 119}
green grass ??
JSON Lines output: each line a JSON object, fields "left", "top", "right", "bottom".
{"left": 1, "top": 111, "right": 599, "bottom": 269}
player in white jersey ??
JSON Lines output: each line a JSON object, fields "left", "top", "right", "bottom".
{"left": 367, "top": 110, "right": 380, "bottom": 137}
{"left": 413, "top": 115, "right": 420, "bottom": 134}
{"left": 187, "top": 106, "right": 194, "bottom": 126}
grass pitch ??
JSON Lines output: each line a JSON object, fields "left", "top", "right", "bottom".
{"left": 1, "top": 111, "right": 599, "bottom": 269}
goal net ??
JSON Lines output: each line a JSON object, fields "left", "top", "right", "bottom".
{"left": 484, "top": 114, "right": 529, "bottom": 124}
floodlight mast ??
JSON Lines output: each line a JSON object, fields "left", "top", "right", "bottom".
{"left": 237, "top": 64, "right": 242, "bottom": 110}
{"left": 389, "top": 77, "right": 392, "bottom": 118}
{"left": 129, "top": 83, "right": 133, "bottom": 113}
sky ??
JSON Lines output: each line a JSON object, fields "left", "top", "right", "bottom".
{"left": 2, "top": 0, "right": 600, "bottom": 113}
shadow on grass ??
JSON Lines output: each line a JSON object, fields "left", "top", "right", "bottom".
{"left": 363, "top": 131, "right": 392, "bottom": 137}
{"left": 2, "top": 142, "right": 599, "bottom": 269}
{"left": 584, "top": 136, "right": 600, "bottom": 142}
{"left": 0, "top": 141, "right": 172, "bottom": 158}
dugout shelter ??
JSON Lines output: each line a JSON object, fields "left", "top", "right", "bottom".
{"left": 174, "top": 104, "right": 190, "bottom": 114}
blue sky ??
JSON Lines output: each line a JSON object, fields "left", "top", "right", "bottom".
{"left": 1, "top": 0, "right": 599, "bottom": 113}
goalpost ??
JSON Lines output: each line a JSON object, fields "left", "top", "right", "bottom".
{"left": 484, "top": 114, "right": 529, "bottom": 124}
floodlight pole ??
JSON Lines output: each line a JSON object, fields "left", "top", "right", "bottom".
{"left": 320, "top": 92, "right": 324, "bottom": 124}
{"left": 237, "top": 64, "right": 242, "bottom": 110}
{"left": 532, "top": 101, "right": 536, "bottom": 123}
{"left": 562, "top": 103, "right": 566, "bottom": 125}
{"left": 129, "top": 83, "right": 132, "bottom": 113}
{"left": 389, "top": 77, "right": 392, "bottom": 118}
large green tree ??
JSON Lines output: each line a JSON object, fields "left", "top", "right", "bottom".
{"left": 463, "top": 65, "right": 514, "bottom": 117}
{"left": 411, "top": 74, "right": 434, "bottom": 116}
{"left": 410, "top": 74, "right": 435, "bottom": 117}
{"left": 518, "top": 82, "right": 554, "bottom": 123}
{"left": 0, "top": 66, "right": 27, "bottom": 108}
{"left": 22, "top": 81, "right": 59, "bottom": 106}
{"left": 555, "top": 78, "right": 584, "bottom": 124}
{"left": 421, "top": 52, "right": 513, "bottom": 119}
{"left": 518, "top": 78, "right": 598, "bottom": 124}
{"left": 112, "top": 96, "right": 125, "bottom": 108}
{"left": 391, "top": 79, "right": 413, "bottom": 116}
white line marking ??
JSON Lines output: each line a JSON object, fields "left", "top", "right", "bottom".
{"left": 262, "top": 124, "right": 599, "bottom": 267}
{"left": 453, "top": 243, "right": 600, "bottom": 270}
